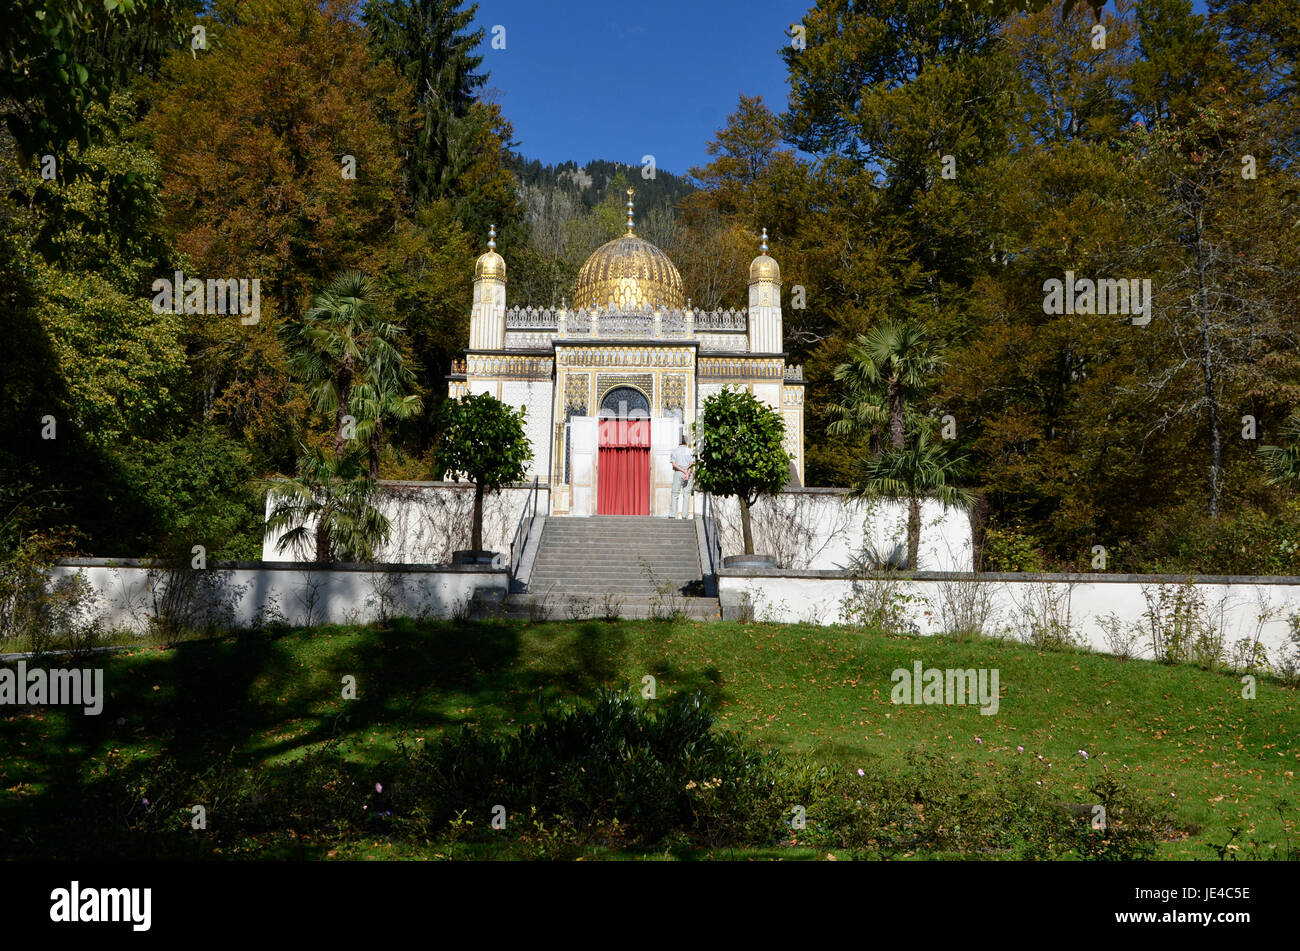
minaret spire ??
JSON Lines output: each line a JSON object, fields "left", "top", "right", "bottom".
{"left": 487, "top": 223, "right": 497, "bottom": 250}
{"left": 760, "top": 226, "right": 768, "bottom": 254}
{"left": 625, "top": 188, "right": 635, "bottom": 236}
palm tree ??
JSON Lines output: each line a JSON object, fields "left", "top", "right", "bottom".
{"left": 262, "top": 446, "right": 391, "bottom": 563}
{"left": 1260, "top": 412, "right": 1300, "bottom": 486}
{"left": 829, "top": 321, "right": 943, "bottom": 452}
{"left": 283, "top": 272, "right": 405, "bottom": 461}
{"left": 351, "top": 345, "right": 424, "bottom": 479}
{"left": 850, "top": 430, "right": 973, "bottom": 571}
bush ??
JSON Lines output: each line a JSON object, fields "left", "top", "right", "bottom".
{"left": 838, "top": 576, "right": 922, "bottom": 635}
{"left": 798, "top": 752, "right": 1167, "bottom": 860}
{"left": 982, "top": 525, "right": 1047, "bottom": 572}
{"left": 0, "top": 532, "right": 103, "bottom": 656}
{"left": 385, "top": 689, "right": 786, "bottom": 847}
{"left": 123, "top": 427, "right": 264, "bottom": 560}
{"left": 1134, "top": 500, "right": 1300, "bottom": 576}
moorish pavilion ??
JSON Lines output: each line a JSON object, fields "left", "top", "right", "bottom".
{"left": 448, "top": 189, "right": 805, "bottom": 517}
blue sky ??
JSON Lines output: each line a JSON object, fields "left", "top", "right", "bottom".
{"left": 471, "top": 0, "right": 808, "bottom": 177}
{"left": 470, "top": 0, "right": 1213, "bottom": 177}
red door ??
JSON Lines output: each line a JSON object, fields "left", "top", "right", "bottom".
{"left": 597, "top": 417, "right": 650, "bottom": 515}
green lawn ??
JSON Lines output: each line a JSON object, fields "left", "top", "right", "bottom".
{"left": 2, "top": 618, "right": 1296, "bottom": 859}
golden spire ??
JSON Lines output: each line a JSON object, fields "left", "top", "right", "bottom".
{"left": 475, "top": 222, "right": 506, "bottom": 281}
{"left": 625, "top": 187, "right": 635, "bottom": 236}
{"left": 749, "top": 226, "right": 780, "bottom": 284}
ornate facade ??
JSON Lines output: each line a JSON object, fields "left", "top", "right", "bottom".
{"left": 449, "top": 190, "right": 805, "bottom": 516}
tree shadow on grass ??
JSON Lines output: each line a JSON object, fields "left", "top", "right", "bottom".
{"left": 0, "top": 616, "right": 736, "bottom": 857}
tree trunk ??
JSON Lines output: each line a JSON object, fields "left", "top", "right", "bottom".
{"left": 967, "top": 491, "right": 989, "bottom": 572}
{"left": 472, "top": 482, "right": 484, "bottom": 552}
{"left": 889, "top": 377, "right": 905, "bottom": 449}
{"left": 334, "top": 358, "right": 354, "bottom": 461}
{"left": 739, "top": 496, "right": 754, "bottom": 555}
{"left": 314, "top": 505, "right": 331, "bottom": 563}
{"left": 907, "top": 496, "right": 921, "bottom": 571}
{"left": 369, "top": 417, "right": 383, "bottom": 480}
{"left": 1195, "top": 209, "right": 1221, "bottom": 517}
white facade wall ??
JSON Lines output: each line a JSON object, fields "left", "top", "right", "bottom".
{"left": 718, "top": 572, "right": 1300, "bottom": 667}
{"left": 49, "top": 561, "right": 506, "bottom": 634}
{"left": 499, "top": 379, "right": 554, "bottom": 480}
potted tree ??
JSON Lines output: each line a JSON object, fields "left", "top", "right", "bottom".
{"left": 433, "top": 392, "right": 531, "bottom": 565}
{"left": 692, "top": 387, "right": 790, "bottom": 568}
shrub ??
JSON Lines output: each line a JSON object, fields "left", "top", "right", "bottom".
{"left": 0, "top": 532, "right": 102, "bottom": 656}
{"left": 1009, "top": 582, "right": 1079, "bottom": 651}
{"left": 799, "top": 752, "right": 1166, "bottom": 860}
{"left": 385, "top": 689, "right": 785, "bottom": 847}
{"left": 982, "top": 525, "right": 1046, "bottom": 572}
{"left": 1140, "top": 581, "right": 1227, "bottom": 669}
{"left": 838, "top": 576, "right": 921, "bottom": 635}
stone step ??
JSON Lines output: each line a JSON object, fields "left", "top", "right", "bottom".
{"left": 536, "top": 536, "right": 697, "bottom": 546}
{"left": 503, "top": 594, "right": 720, "bottom": 621}
{"left": 531, "top": 560, "right": 699, "bottom": 571}
{"left": 523, "top": 515, "right": 708, "bottom": 604}
{"left": 542, "top": 525, "right": 696, "bottom": 531}
{"left": 533, "top": 547, "right": 698, "bottom": 557}
{"left": 531, "top": 582, "right": 700, "bottom": 590}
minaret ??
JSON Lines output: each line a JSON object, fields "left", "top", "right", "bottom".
{"left": 470, "top": 224, "right": 506, "bottom": 350}
{"left": 747, "top": 227, "right": 782, "bottom": 353}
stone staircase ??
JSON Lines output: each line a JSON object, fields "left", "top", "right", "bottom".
{"left": 505, "top": 516, "right": 719, "bottom": 620}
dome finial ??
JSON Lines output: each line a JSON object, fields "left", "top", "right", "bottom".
{"left": 760, "top": 227, "right": 768, "bottom": 254}
{"left": 626, "top": 187, "right": 635, "bottom": 236}
{"left": 487, "top": 224, "right": 497, "bottom": 251}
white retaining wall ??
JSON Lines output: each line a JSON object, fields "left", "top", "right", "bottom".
{"left": 260, "top": 482, "right": 969, "bottom": 572}
{"left": 718, "top": 571, "right": 1300, "bottom": 668}
{"left": 262, "top": 482, "right": 548, "bottom": 564}
{"left": 49, "top": 560, "right": 508, "bottom": 635}
{"left": 710, "top": 490, "right": 973, "bottom": 571}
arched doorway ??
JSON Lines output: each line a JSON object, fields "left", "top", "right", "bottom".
{"left": 597, "top": 386, "right": 651, "bottom": 515}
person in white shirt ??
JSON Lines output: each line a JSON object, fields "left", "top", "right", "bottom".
{"left": 669, "top": 436, "right": 694, "bottom": 518}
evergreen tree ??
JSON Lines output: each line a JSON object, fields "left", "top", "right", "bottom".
{"left": 363, "top": 0, "right": 486, "bottom": 205}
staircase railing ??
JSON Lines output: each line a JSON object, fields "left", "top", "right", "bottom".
{"left": 509, "top": 477, "right": 541, "bottom": 581}
{"left": 701, "top": 492, "right": 723, "bottom": 594}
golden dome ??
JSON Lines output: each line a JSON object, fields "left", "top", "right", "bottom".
{"left": 475, "top": 225, "right": 506, "bottom": 282}
{"left": 749, "top": 227, "right": 780, "bottom": 284}
{"left": 573, "top": 234, "right": 685, "bottom": 310}
{"left": 572, "top": 188, "right": 684, "bottom": 311}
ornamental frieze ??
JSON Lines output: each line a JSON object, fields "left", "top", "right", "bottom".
{"left": 556, "top": 346, "right": 694, "bottom": 369}
{"left": 467, "top": 355, "right": 553, "bottom": 379}
{"left": 698, "top": 357, "right": 785, "bottom": 380}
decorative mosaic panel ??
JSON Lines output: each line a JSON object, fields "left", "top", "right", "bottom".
{"left": 564, "top": 372, "right": 589, "bottom": 413}
{"left": 661, "top": 374, "right": 687, "bottom": 414}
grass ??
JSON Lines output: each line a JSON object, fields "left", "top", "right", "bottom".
{"left": 1, "top": 617, "right": 1296, "bottom": 859}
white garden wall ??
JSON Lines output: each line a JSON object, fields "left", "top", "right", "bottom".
{"left": 710, "top": 490, "right": 973, "bottom": 571}
{"left": 718, "top": 570, "right": 1300, "bottom": 669}
{"left": 259, "top": 482, "right": 970, "bottom": 573}
{"left": 49, "top": 560, "right": 507, "bottom": 635}
{"left": 261, "top": 481, "right": 548, "bottom": 564}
